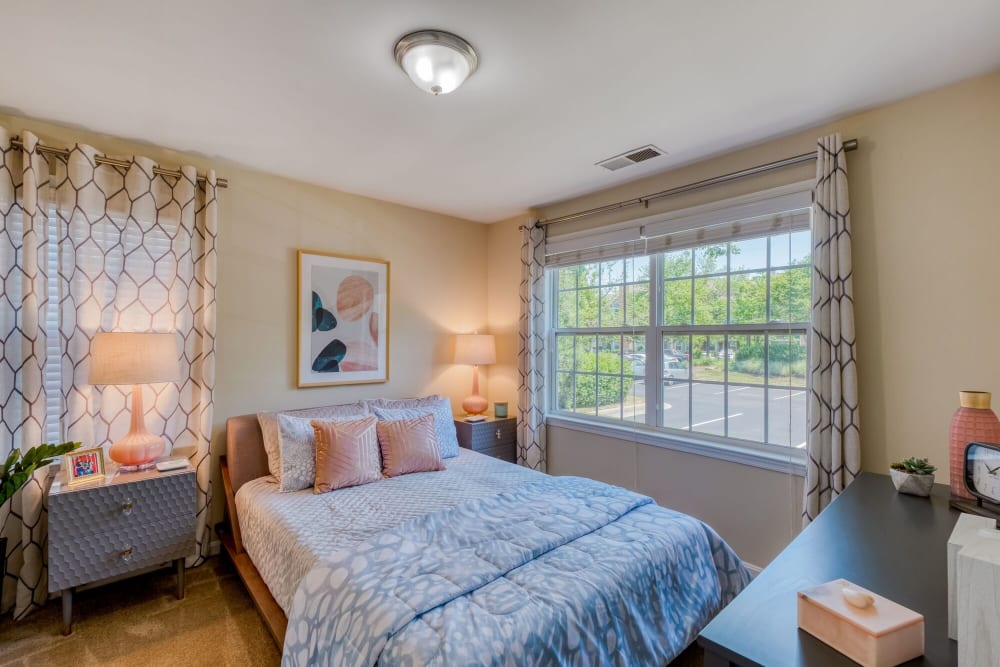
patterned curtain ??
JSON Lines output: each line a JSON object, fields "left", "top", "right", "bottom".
{"left": 803, "top": 133, "right": 860, "bottom": 524}
{"left": 0, "top": 129, "right": 218, "bottom": 618}
{"left": 517, "top": 222, "right": 546, "bottom": 471}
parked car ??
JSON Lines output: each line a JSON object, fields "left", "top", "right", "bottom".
{"left": 664, "top": 348, "right": 690, "bottom": 362}
{"left": 663, "top": 359, "right": 689, "bottom": 385}
{"left": 716, "top": 348, "right": 736, "bottom": 360}
{"left": 625, "top": 353, "right": 645, "bottom": 376}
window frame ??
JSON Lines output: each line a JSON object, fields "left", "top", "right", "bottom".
{"left": 545, "top": 188, "right": 812, "bottom": 475}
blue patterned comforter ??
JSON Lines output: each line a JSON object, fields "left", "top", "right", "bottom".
{"left": 282, "top": 476, "right": 750, "bottom": 666}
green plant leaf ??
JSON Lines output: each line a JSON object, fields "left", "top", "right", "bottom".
{"left": 0, "top": 441, "right": 82, "bottom": 503}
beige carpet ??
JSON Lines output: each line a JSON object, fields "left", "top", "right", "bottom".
{"left": 0, "top": 556, "right": 703, "bottom": 666}
{"left": 0, "top": 557, "right": 279, "bottom": 667}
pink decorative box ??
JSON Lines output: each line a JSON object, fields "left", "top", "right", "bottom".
{"left": 797, "top": 579, "right": 924, "bottom": 667}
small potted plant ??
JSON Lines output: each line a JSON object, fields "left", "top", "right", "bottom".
{"left": 889, "top": 457, "right": 937, "bottom": 497}
{"left": 1, "top": 442, "right": 79, "bottom": 604}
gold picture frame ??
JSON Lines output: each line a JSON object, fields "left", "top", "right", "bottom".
{"left": 65, "top": 446, "right": 107, "bottom": 486}
{"left": 297, "top": 249, "right": 390, "bottom": 388}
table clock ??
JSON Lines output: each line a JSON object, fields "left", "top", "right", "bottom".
{"left": 950, "top": 441, "right": 1000, "bottom": 525}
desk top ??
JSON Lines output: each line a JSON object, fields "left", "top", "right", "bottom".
{"left": 698, "top": 472, "right": 958, "bottom": 666}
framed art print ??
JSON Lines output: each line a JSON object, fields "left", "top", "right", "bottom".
{"left": 66, "top": 447, "right": 106, "bottom": 486}
{"left": 298, "top": 250, "right": 390, "bottom": 387}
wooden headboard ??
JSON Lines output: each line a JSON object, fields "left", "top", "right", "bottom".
{"left": 221, "top": 412, "right": 270, "bottom": 555}
{"left": 221, "top": 412, "right": 288, "bottom": 643}
{"left": 225, "top": 413, "right": 270, "bottom": 494}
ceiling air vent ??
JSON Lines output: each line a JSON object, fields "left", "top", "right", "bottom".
{"left": 596, "top": 145, "right": 666, "bottom": 171}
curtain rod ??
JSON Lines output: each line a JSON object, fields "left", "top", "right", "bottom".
{"left": 9, "top": 136, "right": 228, "bottom": 189}
{"left": 536, "top": 138, "right": 858, "bottom": 227}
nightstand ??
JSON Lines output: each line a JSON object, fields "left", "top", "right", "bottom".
{"left": 47, "top": 461, "right": 197, "bottom": 635}
{"left": 454, "top": 416, "right": 517, "bottom": 463}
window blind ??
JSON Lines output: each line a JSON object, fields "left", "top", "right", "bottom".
{"left": 43, "top": 210, "right": 61, "bottom": 444}
{"left": 545, "top": 183, "right": 812, "bottom": 268}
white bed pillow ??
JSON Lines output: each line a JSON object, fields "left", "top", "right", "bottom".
{"left": 257, "top": 402, "right": 369, "bottom": 488}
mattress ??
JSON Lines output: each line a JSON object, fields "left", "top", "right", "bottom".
{"left": 235, "top": 448, "right": 544, "bottom": 613}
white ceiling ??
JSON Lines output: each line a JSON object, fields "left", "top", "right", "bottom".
{"left": 2, "top": 1, "right": 999, "bottom": 222}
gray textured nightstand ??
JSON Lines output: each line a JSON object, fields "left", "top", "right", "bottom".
{"left": 47, "top": 461, "right": 197, "bottom": 635}
{"left": 454, "top": 416, "right": 517, "bottom": 463}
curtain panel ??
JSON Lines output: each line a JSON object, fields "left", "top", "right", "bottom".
{"left": 803, "top": 133, "right": 860, "bottom": 524}
{"left": 517, "top": 223, "right": 547, "bottom": 471}
{"left": 0, "top": 129, "right": 217, "bottom": 618}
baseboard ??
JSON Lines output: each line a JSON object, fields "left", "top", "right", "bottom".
{"left": 744, "top": 562, "right": 763, "bottom": 576}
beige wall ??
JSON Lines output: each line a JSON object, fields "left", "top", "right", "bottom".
{"left": 0, "top": 112, "right": 490, "bottom": 528}
{"left": 487, "top": 70, "right": 1000, "bottom": 564}
{"left": 548, "top": 427, "right": 803, "bottom": 566}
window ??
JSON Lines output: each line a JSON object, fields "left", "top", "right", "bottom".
{"left": 547, "top": 192, "right": 811, "bottom": 463}
{"left": 554, "top": 257, "right": 650, "bottom": 425}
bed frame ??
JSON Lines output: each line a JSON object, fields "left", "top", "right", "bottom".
{"left": 220, "top": 413, "right": 288, "bottom": 646}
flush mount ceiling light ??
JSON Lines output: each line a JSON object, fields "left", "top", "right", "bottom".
{"left": 394, "top": 29, "right": 479, "bottom": 95}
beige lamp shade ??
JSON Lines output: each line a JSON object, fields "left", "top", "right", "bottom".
{"left": 454, "top": 334, "right": 496, "bottom": 365}
{"left": 88, "top": 332, "right": 181, "bottom": 385}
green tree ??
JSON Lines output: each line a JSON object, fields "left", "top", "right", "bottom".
{"left": 730, "top": 273, "right": 766, "bottom": 323}
{"left": 555, "top": 334, "right": 634, "bottom": 410}
{"left": 694, "top": 276, "right": 726, "bottom": 324}
{"left": 771, "top": 267, "right": 810, "bottom": 322}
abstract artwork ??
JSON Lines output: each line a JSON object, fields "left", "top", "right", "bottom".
{"left": 298, "top": 250, "right": 389, "bottom": 387}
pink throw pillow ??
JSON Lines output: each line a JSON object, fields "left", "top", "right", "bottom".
{"left": 376, "top": 413, "right": 446, "bottom": 477}
{"left": 311, "top": 416, "right": 382, "bottom": 493}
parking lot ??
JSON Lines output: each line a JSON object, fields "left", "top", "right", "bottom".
{"left": 587, "top": 380, "right": 807, "bottom": 447}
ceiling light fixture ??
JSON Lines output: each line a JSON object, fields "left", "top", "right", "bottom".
{"left": 394, "top": 29, "right": 479, "bottom": 95}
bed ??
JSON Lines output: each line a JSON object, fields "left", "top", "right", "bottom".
{"left": 221, "top": 410, "right": 751, "bottom": 666}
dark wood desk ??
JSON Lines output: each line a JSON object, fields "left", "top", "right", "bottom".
{"left": 698, "top": 472, "right": 959, "bottom": 666}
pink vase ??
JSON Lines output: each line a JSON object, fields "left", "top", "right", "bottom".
{"left": 950, "top": 391, "right": 1000, "bottom": 499}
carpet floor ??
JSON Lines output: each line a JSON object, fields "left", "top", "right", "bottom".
{"left": 0, "top": 557, "right": 279, "bottom": 666}
{"left": 0, "top": 556, "right": 704, "bottom": 666}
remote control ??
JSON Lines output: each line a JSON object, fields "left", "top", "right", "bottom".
{"left": 155, "top": 458, "right": 189, "bottom": 472}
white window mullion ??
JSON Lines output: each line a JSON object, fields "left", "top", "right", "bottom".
{"left": 647, "top": 253, "right": 663, "bottom": 428}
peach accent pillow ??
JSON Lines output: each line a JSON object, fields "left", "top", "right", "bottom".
{"left": 375, "top": 413, "right": 446, "bottom": 477}
{"left": 311, "top": 416, "right": 382, "bottom": 493}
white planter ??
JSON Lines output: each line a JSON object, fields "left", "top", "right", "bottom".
{"left": 890, "top": 469, "right": 935, "bottom": 497}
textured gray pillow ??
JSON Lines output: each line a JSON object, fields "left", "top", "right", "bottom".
{"left": 257, "top": 402, "right": 370, "bottom": 488}
{"left": 274, "top": 414, "right": 318, "bottom": 492}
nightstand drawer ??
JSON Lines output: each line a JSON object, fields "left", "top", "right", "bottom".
{"left": 478, "top": 443, "right": 516, "bottom": 463}
{"left": 455, "top": 417, "right": 516, "bottom": 452}
{"left": 49, "top": 471, "right": 195, "bottom": 537}
{"left": 49, "top": 512, "right": 196, "bottom": 591}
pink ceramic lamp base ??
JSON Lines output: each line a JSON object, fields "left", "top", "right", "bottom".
{"left": 108, "top": 385, "right": 166, "bottom": 471}
{"left": 462, "top": 365, "right": 489, "bottom": 415}
{"left": 462, "top": 394, "right": 488, "bottom": 415}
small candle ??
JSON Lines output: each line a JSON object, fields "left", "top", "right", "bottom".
{"left": 494, "top": 402, "right": 508, "bottom": 418}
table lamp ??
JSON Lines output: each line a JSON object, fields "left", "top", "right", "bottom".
{"left": 454, "top": 333, "right": 495, "bottom": 415}
{"left": 88, "top": 332, "right": 181, "bottom": 471}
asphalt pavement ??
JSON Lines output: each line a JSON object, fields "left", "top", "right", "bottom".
{"left": 590, "top": 380, "right": 807, "bottom": 447}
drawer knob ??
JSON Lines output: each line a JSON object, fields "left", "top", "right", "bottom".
{"left": 121, "top": 545, "right": 133, "bottom": 562}
{"left": 496, "top": 428, "right": 502, "bottom": 440}
{"left": 121, "top": 498, "right": 134, "bottom": 515}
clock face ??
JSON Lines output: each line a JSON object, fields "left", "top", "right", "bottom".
{"left": 967, "top": 443, "right": 1000, "bottom": 503}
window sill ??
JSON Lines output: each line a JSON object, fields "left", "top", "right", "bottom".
{"left": 545, "top": 413, "right": 806, "bottom": 477}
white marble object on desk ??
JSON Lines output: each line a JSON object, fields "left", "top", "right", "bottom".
{"left": 948, "top": 513, "right": 997, "bottom": 640}
{"left": 797, "top": 578, "right": 924, "bottom": 667}
{"left": 957, "top": 531, "right": 1000, "bottom": 666}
